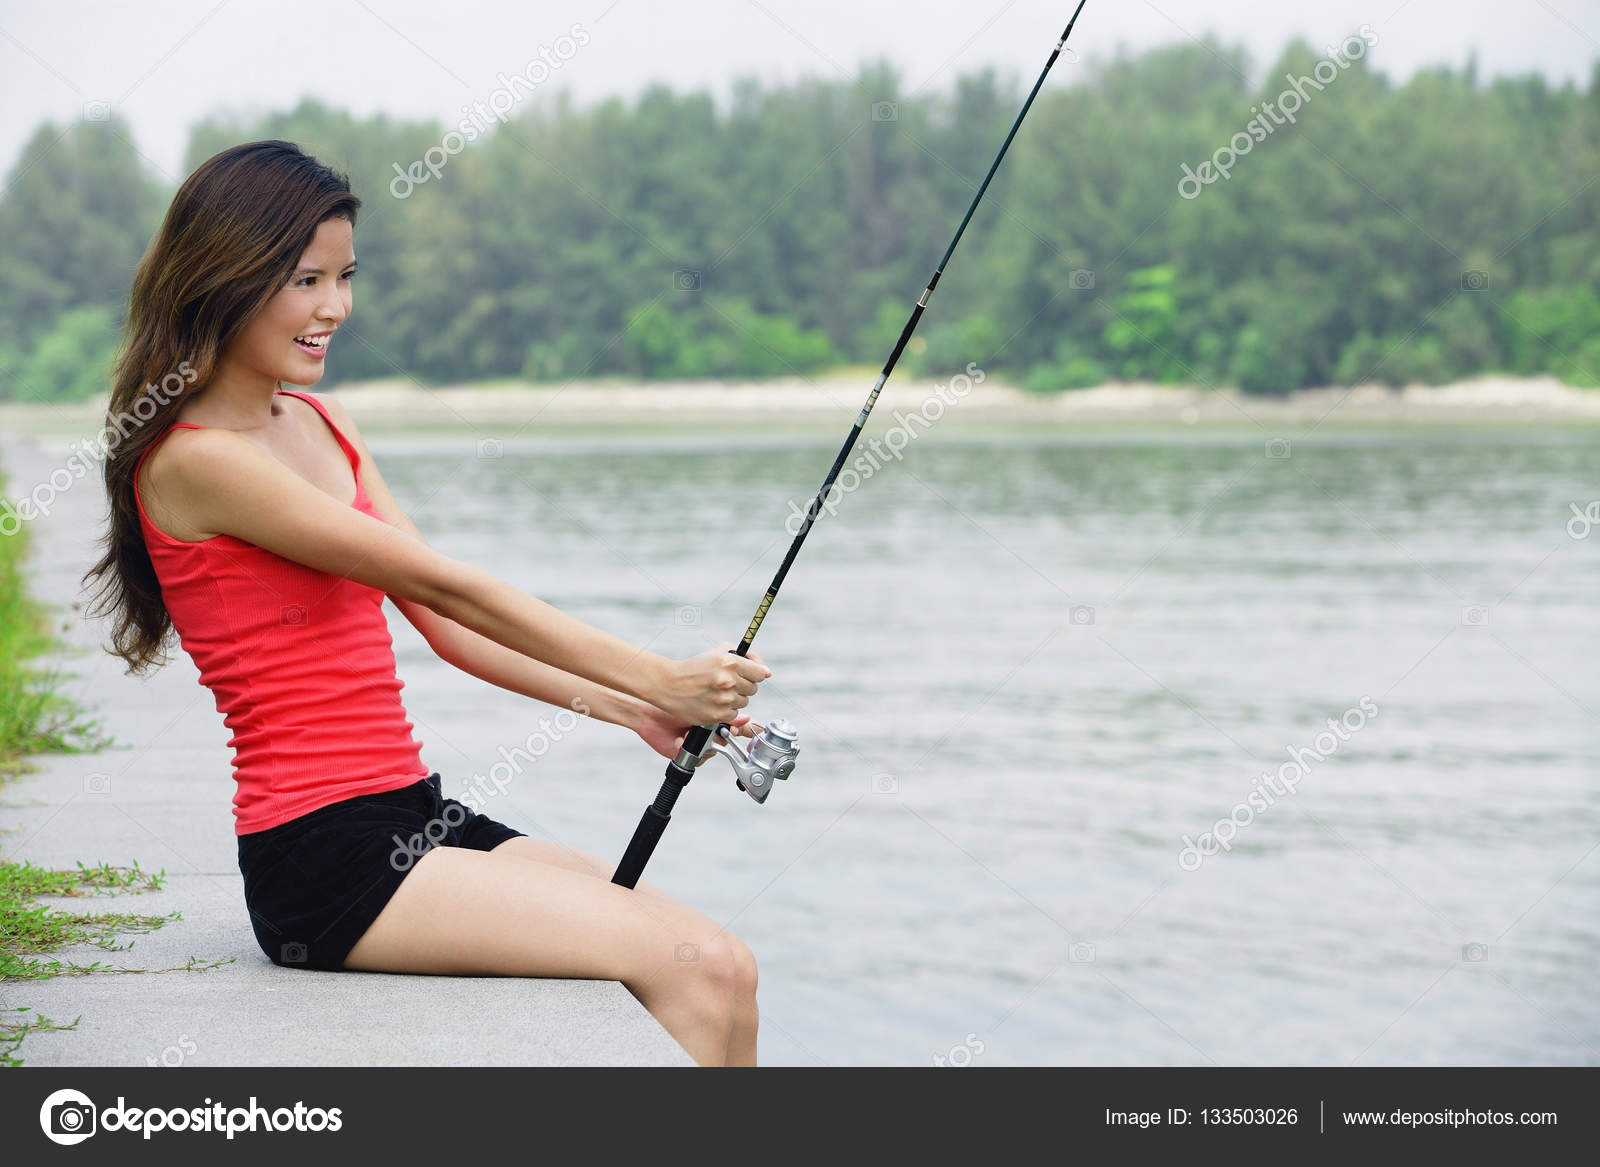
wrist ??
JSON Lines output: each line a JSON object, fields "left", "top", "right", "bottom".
{"left": 632, "top": 651, "right": 676, "bottom": 711}
{"left": 612, "top": 690, "right": 658, "bottom": 733}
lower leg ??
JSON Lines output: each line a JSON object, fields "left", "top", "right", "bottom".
{"left": 726, "top": 996, "right": 758, "bottom": 1066}
{"left": 622, "top": 976, "right": 738, "bottom": 1066}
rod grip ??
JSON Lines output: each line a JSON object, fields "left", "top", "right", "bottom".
{"left": 613, "top": 805, "right": 670, "bottom": 889}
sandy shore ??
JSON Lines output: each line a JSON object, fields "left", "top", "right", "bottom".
{"left": 3, "top": 373, "right": 1597, "bottom": 436}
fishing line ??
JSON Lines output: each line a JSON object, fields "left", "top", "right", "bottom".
{"left": 614, "top": 0, "right": 1092, "bottom": 888}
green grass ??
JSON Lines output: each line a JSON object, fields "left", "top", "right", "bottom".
{"left": 0, "top": 858, "right": 177, "bottom": 982}
{"left": 0, "top": 859, "right": 182, "bottom": 1065}
{"left": 0, "top": 857, "right": 235, "bottom": 1066}
{"left": 0, "top": 467, "right": 109, "bottom": 779}
{"left": 2, "top": 1009, "right": 79, "bottom": 1067}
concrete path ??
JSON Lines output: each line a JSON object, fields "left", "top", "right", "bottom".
{"left": 0, "top": 434, "right": 692, "bottom": 1067}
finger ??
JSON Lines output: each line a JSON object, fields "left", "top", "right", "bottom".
{"left": 732, "top": 655, "right": 771, "bottom": 682}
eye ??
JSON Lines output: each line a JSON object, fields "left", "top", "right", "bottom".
{"left": 292, "top": 271, "right": 356, "bottom": 287}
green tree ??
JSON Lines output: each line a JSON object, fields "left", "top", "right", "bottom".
{"left": 0, "top": 116, "right": 164, "bottom": 396}
{"left": 15, "top": 305, "right": 119, "bottom": 402}
{"left": 4, "top": 44, "right": 1598, "bottom": 395}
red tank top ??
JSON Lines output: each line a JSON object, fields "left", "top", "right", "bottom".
{"left": 133, "top": 388, "right": 428, "bottom": 834}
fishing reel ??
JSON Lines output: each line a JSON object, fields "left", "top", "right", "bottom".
{"left": 697, "top": 717, "right": 799, "bottom": 804}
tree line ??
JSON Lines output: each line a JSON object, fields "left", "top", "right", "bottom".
{"left": 1, "top": 38, "right": 1596, "bottom": 402}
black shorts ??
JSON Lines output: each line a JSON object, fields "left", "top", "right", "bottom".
{"left": 236, "top": 772, "right": 526, "bottom": 971}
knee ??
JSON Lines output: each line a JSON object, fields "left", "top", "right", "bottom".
{"left": 677, "top": 934, "right": 742, "bottom": 1028}
{"left": 694, "top": 934, "right": 742, "bottom": 997}
{"left": 727, "top": 933, "right": 758, "bottom": 1000}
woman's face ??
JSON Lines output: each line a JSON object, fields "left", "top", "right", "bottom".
{"left": 225, "top": 215, "right": 356, "bottom": 390}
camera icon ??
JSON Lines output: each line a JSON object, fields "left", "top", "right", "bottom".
{"left": 83, "top": 100, "right": 111, "bottom": 122}
{"left": 1265, "top": 438, "right": 1291, "bottom": 459}
{"left": 675, "top": 942, "right": 700, "bottom": 962}
{"left": 1461, "top": 942, "right": 1489, "bottom": 962}
{"left": 871, "top": 101, "right": 898, "bottom": 122}
{"left": 1461, "top": 606, "right": 1489, "bottom": 627}
{"left": 83, "top": 772, "right": 111, "bottom": 795}
{"left": 476, "top": 437, "right": 503, "bottom": 459}
{"left": 871, "top": 772, "right": 898, "bottom": 794}
{"left": 1068, "top": 268, "right": 1095, "bottom": 290}
{"left": 1069, "top": 941, "right": 1096, "bottom": 963}
{"left": 280, "top": 604, "right": 307, "bottom": 627}
{"left": 1461, "top": 270, "right": 1490, "bottom": 291}
{"left": 49, "top": 1099, "right": 96, "bottom": 1138}
{"left": 1069, "top": 604, "right": 1095, "bottom": 626}
{"left": 674, "top": 268, "right": 701, "bottom": 291}
{"left": 280, "top": 941, "right": 309, "bottom": 964}
{"left": 674, "top": 604, "right": 701, "bottom": 627}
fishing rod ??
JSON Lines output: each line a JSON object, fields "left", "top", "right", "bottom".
{"left": 613, "top": 0, "right": 1092, "bottom": 889}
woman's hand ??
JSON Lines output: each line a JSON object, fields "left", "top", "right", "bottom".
{"left": 633, "top": 703, "right": 764, "bottom": 763}
{"left": 649, "top": 642, "right": 771, "bottom": 729}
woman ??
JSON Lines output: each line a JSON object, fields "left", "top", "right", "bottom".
{"left": 82, "top": 140, "right": 771, "bottom": 1067}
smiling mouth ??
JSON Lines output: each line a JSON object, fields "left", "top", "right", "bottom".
{"left": 293, "top": 334, "right": 330, "bottom": 356}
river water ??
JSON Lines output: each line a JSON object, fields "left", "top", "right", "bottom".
{"left": 354, "top": 422, "right": 1599, "bottom": 1065}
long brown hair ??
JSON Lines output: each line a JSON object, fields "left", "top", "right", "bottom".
{"left": 81, "top": 140, "right": 362, "bottom": 674}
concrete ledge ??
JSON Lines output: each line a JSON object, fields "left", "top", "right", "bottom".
{"left": 8, "top": 877, "right": 687, "bottom": 1067}
{"left": 0, "top": 435, "right": 693, "bottom": 1067}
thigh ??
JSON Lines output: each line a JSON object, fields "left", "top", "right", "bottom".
{"left": 489, "top": 835, "right": 613, "bottom": 879}
{"left": 342, "top": 844, "right": 716, "bottom": 980}
{"left": 487, "top": 836, "right": 742, "bottom": 953}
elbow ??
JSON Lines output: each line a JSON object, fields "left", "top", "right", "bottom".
{"left": 410, "top": 556, "right": 482, "bottom": 625}
{"left": 417, "top": 577, "right": 463, "bottom": 622}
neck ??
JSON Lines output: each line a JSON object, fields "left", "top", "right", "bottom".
{"left": 186, "top": 366, "right": 289, "bottom": 429}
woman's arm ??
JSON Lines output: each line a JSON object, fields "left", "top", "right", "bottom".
{"left": 315, "top": 396, "right": 657, "bottom": 730}
{"left": 400, "top": 597, "right": 657, "bottom": 729}
{"left": 149, "top": 422, "right": 764, "bottom": 726}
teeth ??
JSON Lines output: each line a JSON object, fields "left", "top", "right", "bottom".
{"left": 295, "top": 335, "right": 327, "bottom": 347}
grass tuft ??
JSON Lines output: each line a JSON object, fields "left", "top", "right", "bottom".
{"left": 0, "top": 466, "right": 109, "bottom": 780}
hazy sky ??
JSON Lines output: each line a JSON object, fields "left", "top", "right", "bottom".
{"left": 2, "top": 0, "right": 1596, "bottom": 186}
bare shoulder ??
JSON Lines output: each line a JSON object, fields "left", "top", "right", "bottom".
{"left": 139, "top": 426, "right": 258, "bottom": 541}
{"left": 141, "top": 420, "right": 456, "bottom": 608}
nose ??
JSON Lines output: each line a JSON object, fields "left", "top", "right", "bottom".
{"left": 317, "top": 282, "right": 350, "bottom": 325}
